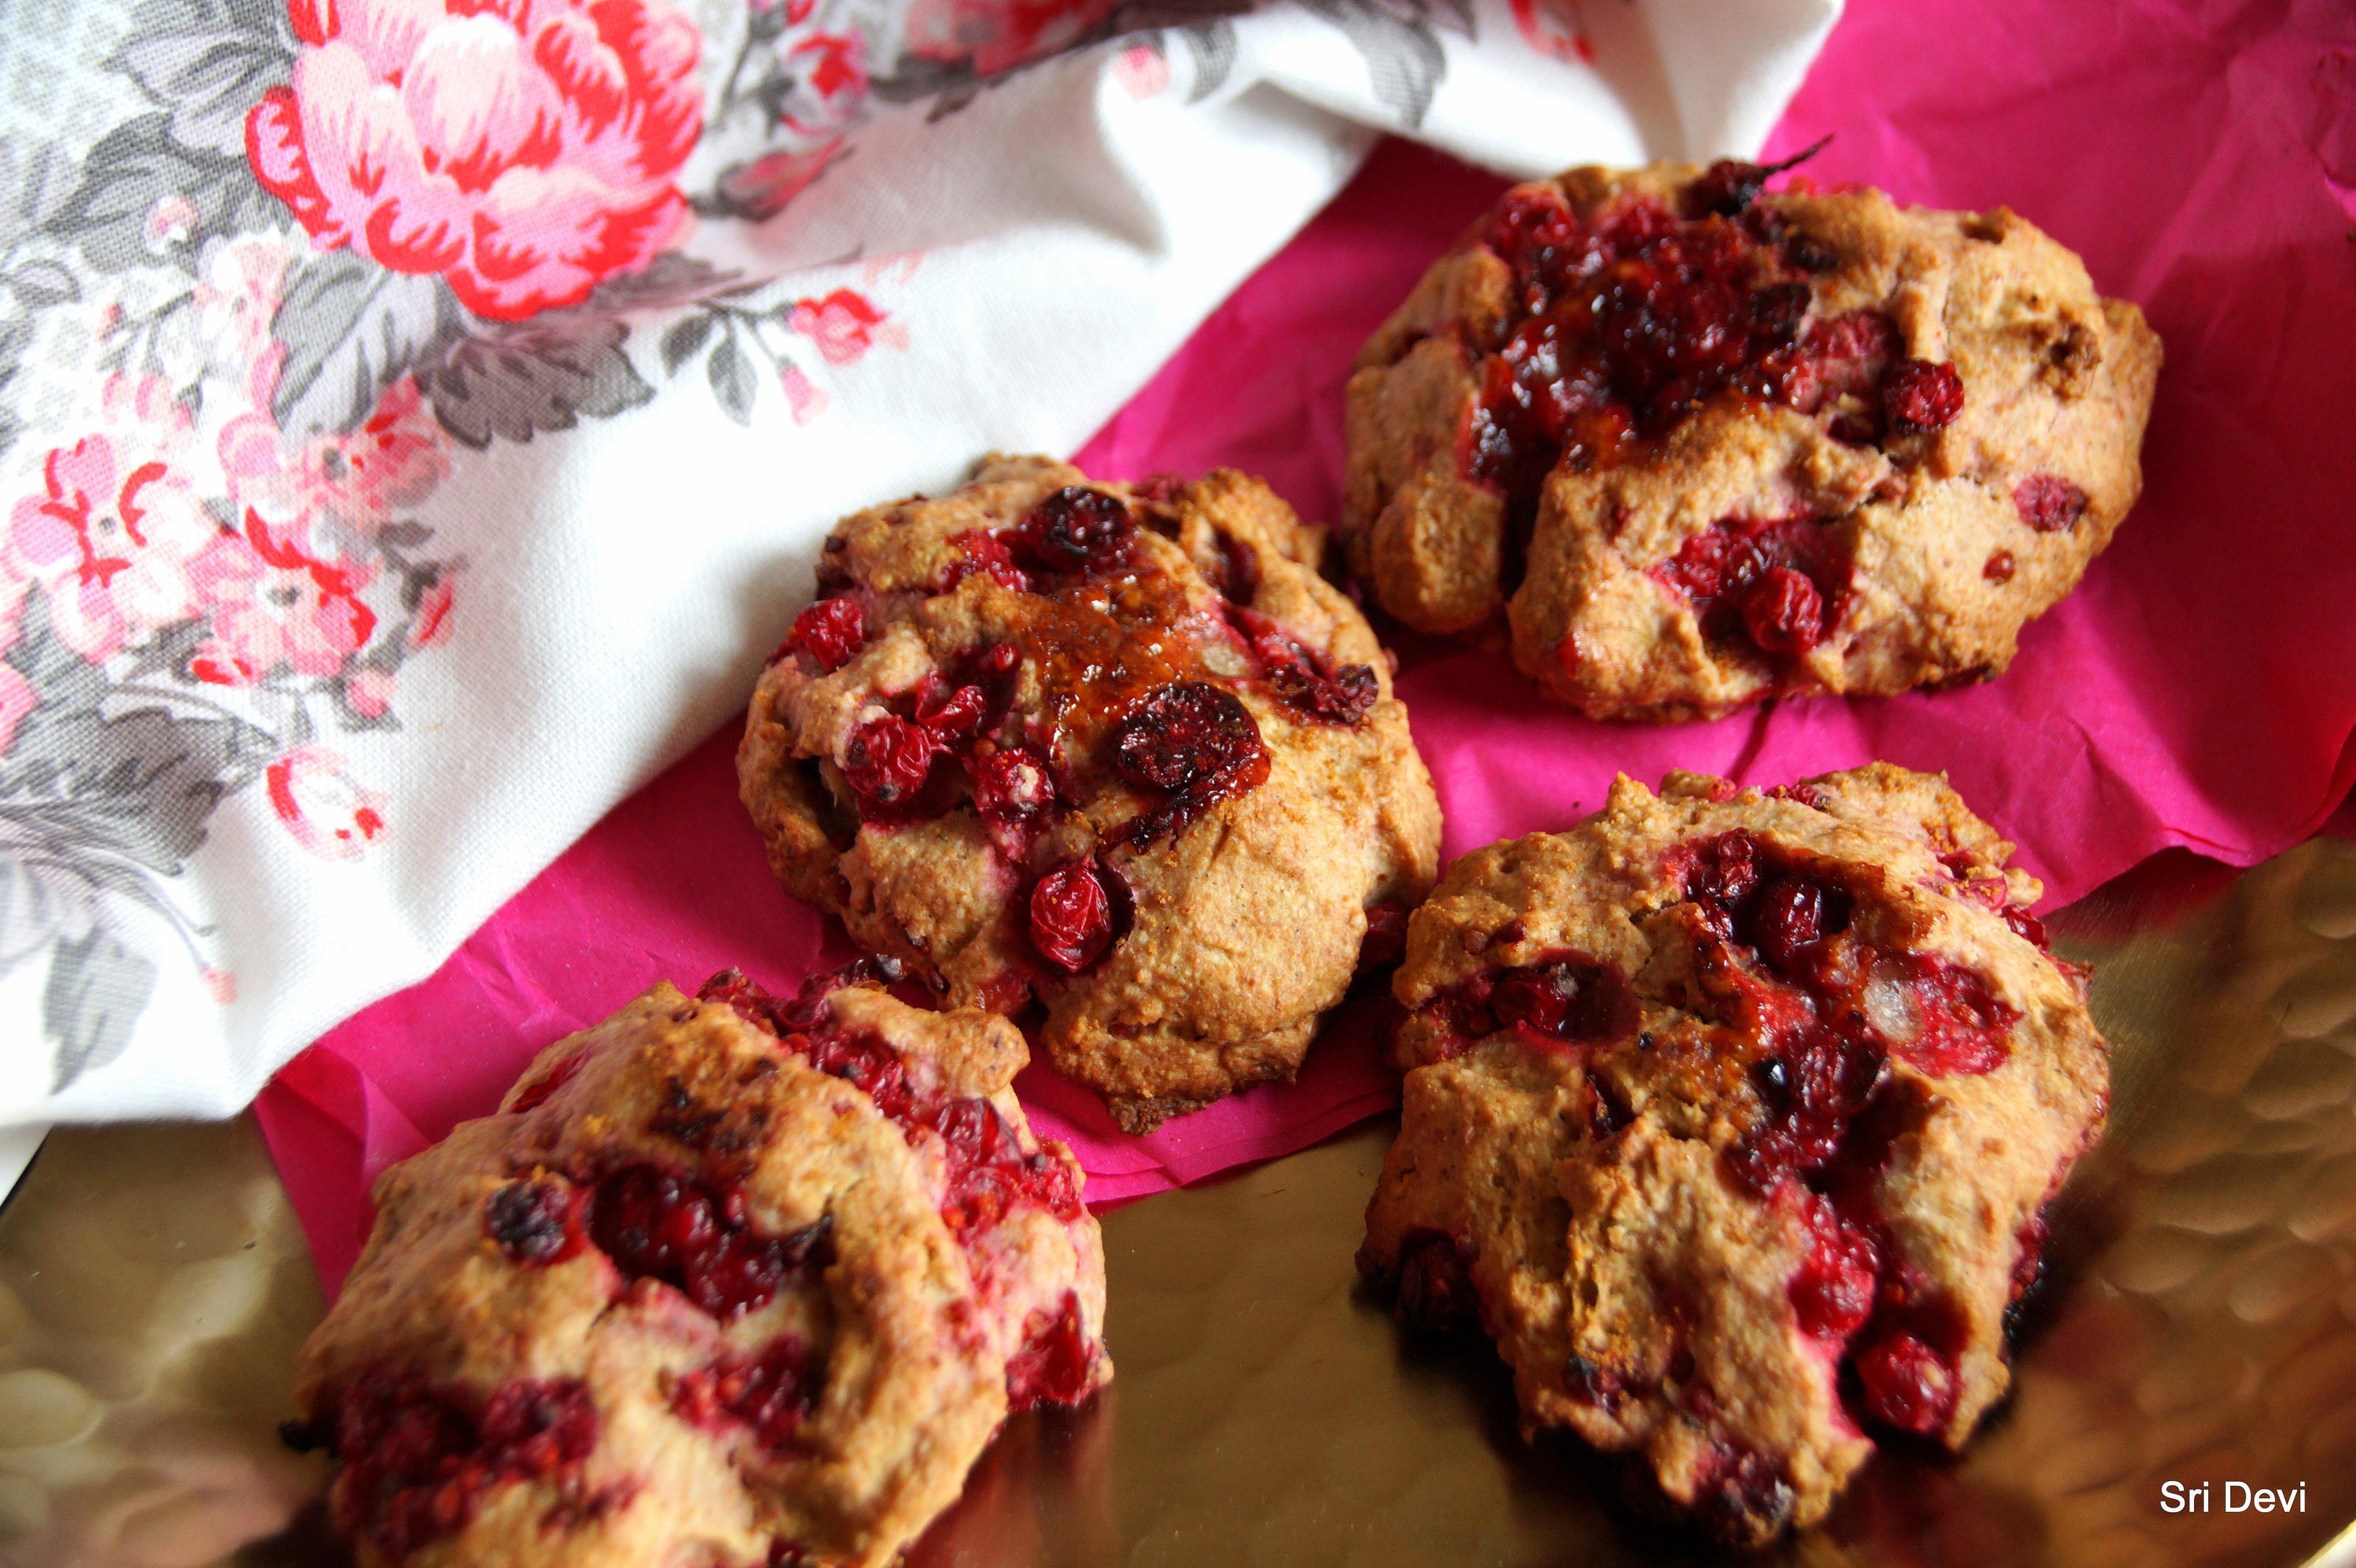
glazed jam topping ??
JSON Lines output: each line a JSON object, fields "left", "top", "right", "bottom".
{"left": 586, "top": 1164, "right": 833, "bottom": 1320}
{"left": 323, "top": 1374, "right": 598, "bottom": 1561}
{"left": 1650, "top": 512, "right": 1852, "bottom": 662}
{"left": 846, "top": 484, "right": 1362, "bottom": 976}
{"left": 1422, "top": 947, "right": 1636, "bottom": 1059}
{"left": 670, "top": 1336, "right": 822, "bottom": 1454}
{"left": 1464, "top": 179, "right": 1926, "bottom": 544}
{"left": 699, "top": 970, "right": 1098, "bottom": 1405}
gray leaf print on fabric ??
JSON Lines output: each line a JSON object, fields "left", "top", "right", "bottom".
{"left": 43, "top": 115, "right": 281, "bottom": 275}
{"left": 417, "top": 311, "right": 657, "bottom": 448}
{"left": 116, "top": 0, "right": 297, "bottom": 158}
{"left": 43, "top": 926, "right": 158, "bottom": 1092}
{"left": 270, "top": 255, "right": 459, "bottom": 445}
{"left": 1296, "top": 0, "right": 1461, "bottom": 128}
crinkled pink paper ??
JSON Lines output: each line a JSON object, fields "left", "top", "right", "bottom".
{"left": 261, "top": 2, "right": 2356, "bottom": 1292}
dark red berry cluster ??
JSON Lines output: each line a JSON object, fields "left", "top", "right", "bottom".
{"left": 1672, "top": 829, "right": 2018, "bottom": 1438}
{"left": 1649, "top": 512, "right": 1850, "bottom": 662}
{"left": 699, "top": 970, "right": 1096, "bottom": 1413}
{"left": 322, "top": 1374, "right": 599, "bottom": 1561}
{"left": 1461, "top": 174, "right": 1965, "bottom": 551}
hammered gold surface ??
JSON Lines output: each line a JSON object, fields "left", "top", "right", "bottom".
{"left": 5, "top": 838, "right": 2356, "bottom": 1568}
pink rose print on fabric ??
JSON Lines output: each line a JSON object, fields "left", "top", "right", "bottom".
{"left": 785, "top": 289, "right": 908, "bottom": 366}
{"left": 222, "top": 378, "right": 448, "bottom": 536}
{"left": 188, "top": 512, "right": 378, "bottom": 688}
{"left": 7, "top": 377, "right": 219, "bottom": 665}
{"left": 244, "top": 0, "right": 705, "bottom": 321}
{"left": 903, "top": 0, "right": 1119, "bottom": 77}
{"left": 268, "top": 746, "right": 388, "bottom": 860}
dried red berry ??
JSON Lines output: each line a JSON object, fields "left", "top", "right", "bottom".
{"left": 1654, "top": 513, "right": 1849, "bottom": 666}
{"left": 484, "top": 1179, "right": 582, "bottom": 1265}
{"left": 1683, "top": 830, "right": 1764, "bottom": 916}
{"left": 1394, "top": 1229, "right": 1482, "bottom": 1333}
{"left": 841, "top": 714, "right": 939, "bottom": 813}
{"left": 1789, "top": 1198, "right": 1879, "bottom": 1340}
{"left": 1111, "top": 681, "right": 1265, "bottom": 794}
{"left": 1740, "top": 566, "right": 1826, "bottom": 655}
{"left": 671, "top": 1337, "right": 822, "bottom": 1452}
{"left": 1006, "top": 1291, "right": 1100, "bottom": 1410}
{"left": 587, "top": 1164, "right": 830, "bottom": 1319}
{"left": 1228, "top": 605, "right": 1378, "bottom": 726}
{"left": 1749, "top": 874, "right": 1840, "bottom": 972}
{"left": 2012, "top": 473, "right": 2087, "bottom": 532}
{"left": 1030, "top": 858, "right": 1114, "bottom": 972}
{"left": 1009, "top": 487, "right": 1135, "bottom": 578}
{"left": 783, "top": 596, "right": 866, "bottom": 671}
{"left": 1983, "top": 549, "right": 2017, "bottom": 582}
{"left": 1854, "top": 1330, "right": 1955, "bottom": 1434}
{"left": 915, "top": 681, "right": 988, "bottom": 743}
{"left": 2000, "top": 903, "right": 2050, "bottom": 949}
{"left": 1883, "top": 358, "right": 1964, "bottom": 432}
{"left": 970, "top": 747, "right": 1054, "bottom": 824}
{"left": 509, "top": 1049, "right": 586, "bottom": 1113}
{"left": 327, "top": 1375, "right": 598, "bottom": 1561}
{"left": 945, "top": 529, "right": 1031, "bottom": 593}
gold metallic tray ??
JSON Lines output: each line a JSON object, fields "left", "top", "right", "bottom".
{"left": 5, "top": 836, "right": 2356, "bottom": 1568}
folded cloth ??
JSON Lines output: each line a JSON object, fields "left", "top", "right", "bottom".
{"left": 0, "top": 0, "right": 1835, "bottom": 1126}
{"left": 264, "top": 0, "right": 2356, "bottom": 1283}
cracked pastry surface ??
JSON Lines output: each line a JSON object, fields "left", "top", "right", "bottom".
{"left": 289, "top": 966, "right": 1109, "bottom": 1568}
{"left": 1342, "top": 158, "right": 2162, "bottom": 720}
{"left": 739, "top": 454, "right": 1442, "bottom": 1133}
{"left": 1357, "top": 764, "right": 2109, "bottom": 1543}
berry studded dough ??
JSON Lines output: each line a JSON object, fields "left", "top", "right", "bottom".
{"left": 288, "top": 965, "right": 1109, "bottom": 1568}
{"left": 1342, "top": 158, "right": 2162, "bottom": 720}
{"left": 739, "top": 455, "right": 1442, "bottom": 1133}
{"left": 1357, "top": 765, "right": 2109, "bottom": 1543}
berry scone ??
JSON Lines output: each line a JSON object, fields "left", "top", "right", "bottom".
{"left": 1356, "top": 765, "right": 2108, "bottom": 1543}
{"left": 1342, "top": 156, "right": 2162, "bottom": 720}
{"left": 740, "top": 455, "right": 1442, "bottom": 1134}
{"left": 286, "top": 964, "right": 1109, "bottom": 1568}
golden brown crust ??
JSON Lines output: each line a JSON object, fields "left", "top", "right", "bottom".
{"left": 739, "top": 456, "right": 1442, "bottom": 1132}
{"left": 1358, "top": 765, "right": 2109, "bottom": 1543}
{"left": 1342, "top": 162, "right": 2162, "bottom": 720}
{"left": 293, "top": 976, "right": 1109, "bottom": 1568}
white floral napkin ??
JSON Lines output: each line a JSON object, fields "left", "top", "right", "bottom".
{"left": 0, "top": 0, "right": 1835, "bottom": 1126}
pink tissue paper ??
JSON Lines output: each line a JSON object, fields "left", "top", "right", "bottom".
{"left": 261, "top": 1, "right": 2356, "bottom": 1292}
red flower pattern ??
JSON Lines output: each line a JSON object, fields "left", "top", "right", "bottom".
{"left": 188, "top": 512, "right": 378, "bottom": 687}
{"left": 244, "top": 0, "right": 705, "bottom": 320}
{"left": 6, "top": 378, "right": 218, "bottom": 665}
{"left": 786, "top": 289, "right": 908, "bottom": 366}
{"left": 267, "top": 746, "right": 389, "bottom": 860}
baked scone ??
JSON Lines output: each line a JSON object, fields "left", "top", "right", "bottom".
{"left": 287, "top": 964, "right": 1110, "bottom": 1568}
{"left": 1357, "top": 765, "right": 2108, "bottom": 1543}
{"left": 739, "top": 455, "right": 1443, "bottom": 1133}
{"left": 1342, "top": 157, "right": 2162, "bottom": 719}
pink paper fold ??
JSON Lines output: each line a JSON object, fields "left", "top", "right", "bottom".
{"left": 262, "top": 4, "right": 2356, "bottom": 1293}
